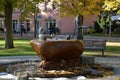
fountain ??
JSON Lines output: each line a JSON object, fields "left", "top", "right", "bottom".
{"left": 27, "top": 36, "right": 113, "bottom": 78}
{"left": 0, "top": 36, "right": 114, "bottom": 80}
{"left": 30, "top": 39, "right": 84, "bottom": 70}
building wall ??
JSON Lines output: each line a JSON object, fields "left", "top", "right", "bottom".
{"left": 83, "top": 14, "right": 97, "bottom": 27}
{"left": 39, "top": 11, "right": 97, "bottom": 34}
{"left": 0, "top": 1, "right": 98, "bottom": 35}
{"left": 61, "top": 17, "right": 75, "bottom": 34}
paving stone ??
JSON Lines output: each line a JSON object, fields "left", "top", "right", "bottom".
{"left": 0, "top": 56, "right": 120, "bottom": 80}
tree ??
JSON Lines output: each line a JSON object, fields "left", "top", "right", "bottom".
{"left": 0, "top": 0, "right": 44, "bottom": 48}
{"left": 3, "top": 0, "right": 14, "bottom": 48}
{"left": 103, "top": 0, "right": 120, "bottom": 12}
{"left": 54, "top": 0, "right": 104, "bottom": 17}
{"left": 53, "top": 0, "right": 104, "bottom": 39}
{"left": 99, "top": 0, "right": 120, "bottom": 34}
{"left": 18, "top": 0, "right": 44, "bottom": 37}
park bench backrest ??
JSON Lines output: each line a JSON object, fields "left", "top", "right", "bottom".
{"left": 83, "top": 39, "right": 107, "bottom": 56}
{"left": 83, "top": 39, "right": 106, "bottom": 48}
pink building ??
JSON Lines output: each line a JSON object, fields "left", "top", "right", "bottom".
{"left": 0, "top": 1, "right": 97, "bottom": 35}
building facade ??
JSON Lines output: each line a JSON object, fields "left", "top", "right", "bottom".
{"left": 0, "top": 1, "right": 97, "bottom": 36}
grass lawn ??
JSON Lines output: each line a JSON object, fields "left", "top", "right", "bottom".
{"left": 0, "top": 38, "right": 36, "bottom": 56}
{"left": 0, "top": 38, "right": 120, "bottom": 57}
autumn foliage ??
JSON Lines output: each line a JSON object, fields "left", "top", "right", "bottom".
{"left": 54, "top": 0, "right": 104, "bottom": 17}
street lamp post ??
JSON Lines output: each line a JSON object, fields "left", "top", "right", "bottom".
{"left": 75, "top": 14, "right": 84, "bottom": 40}
{"left": 109, "top": 15, "right": 112, "bottom": 37}
{"left": 109, "top": 10, "right": 113, "bottom": 38}
{"left": 75, "top": 0, "right": 85, "bottom": 40}
{"left": 34, "top": 2, "right": 37, "bottom": 38}
{"left": 34, "top": 14, "right": 37, "bottom": 38}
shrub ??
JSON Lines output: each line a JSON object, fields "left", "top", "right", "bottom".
{"left": 115, "top": 28, "right": 120, "bottom": 35}
{"left": 88, "top": 27, "right": 95, "bottom": 34}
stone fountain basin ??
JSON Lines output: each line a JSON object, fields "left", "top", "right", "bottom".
{"left": 30, "top": 40, "right": 84, "bottom": 60}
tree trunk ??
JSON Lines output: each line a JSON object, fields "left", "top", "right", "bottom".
{"left": 4, "top": 0, "right": 14, "bottom": 48}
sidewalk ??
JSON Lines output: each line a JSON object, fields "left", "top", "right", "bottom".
{"left": 0, "top": 55, "right": 40, "bottom": 65}
{"left": 1, "top": 32, "right": 120, "bottom": 41}
{"left": 0, "top": 55, "right": 120, "bottom": 65}
{"left": 84, "top": 36, "right": 120, "bottom": 42}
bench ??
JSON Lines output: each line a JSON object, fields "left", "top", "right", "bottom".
{"left": 83, "top": 39, "right": 107, "bottom": 56}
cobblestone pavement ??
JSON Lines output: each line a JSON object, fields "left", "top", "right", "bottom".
{"left": 0, "top": 55, "right": 40, "bottom": 65}
{"left": 0, "top": 56, "right": 120, "bottom": 80}
{"left": 0, "top": 55, "right": 120, "bottom": 66}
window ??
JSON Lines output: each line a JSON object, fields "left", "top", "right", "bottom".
{"left": 0, "top": 20, "right": 3, "bottom": 28}
{"left": 0, "top": 20, "right": 4, "bottom": 32}
{"left": 52, "top": 4, "right": 56, "bottom": 10}
{"left": 12, "top": 20, "right": 18, "bottom": 33}
{"left": 45, "top": 19, "right": 56, "bottom": 33}
{"left": 26, "top": 20, "right": 30, "bottom": 32}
